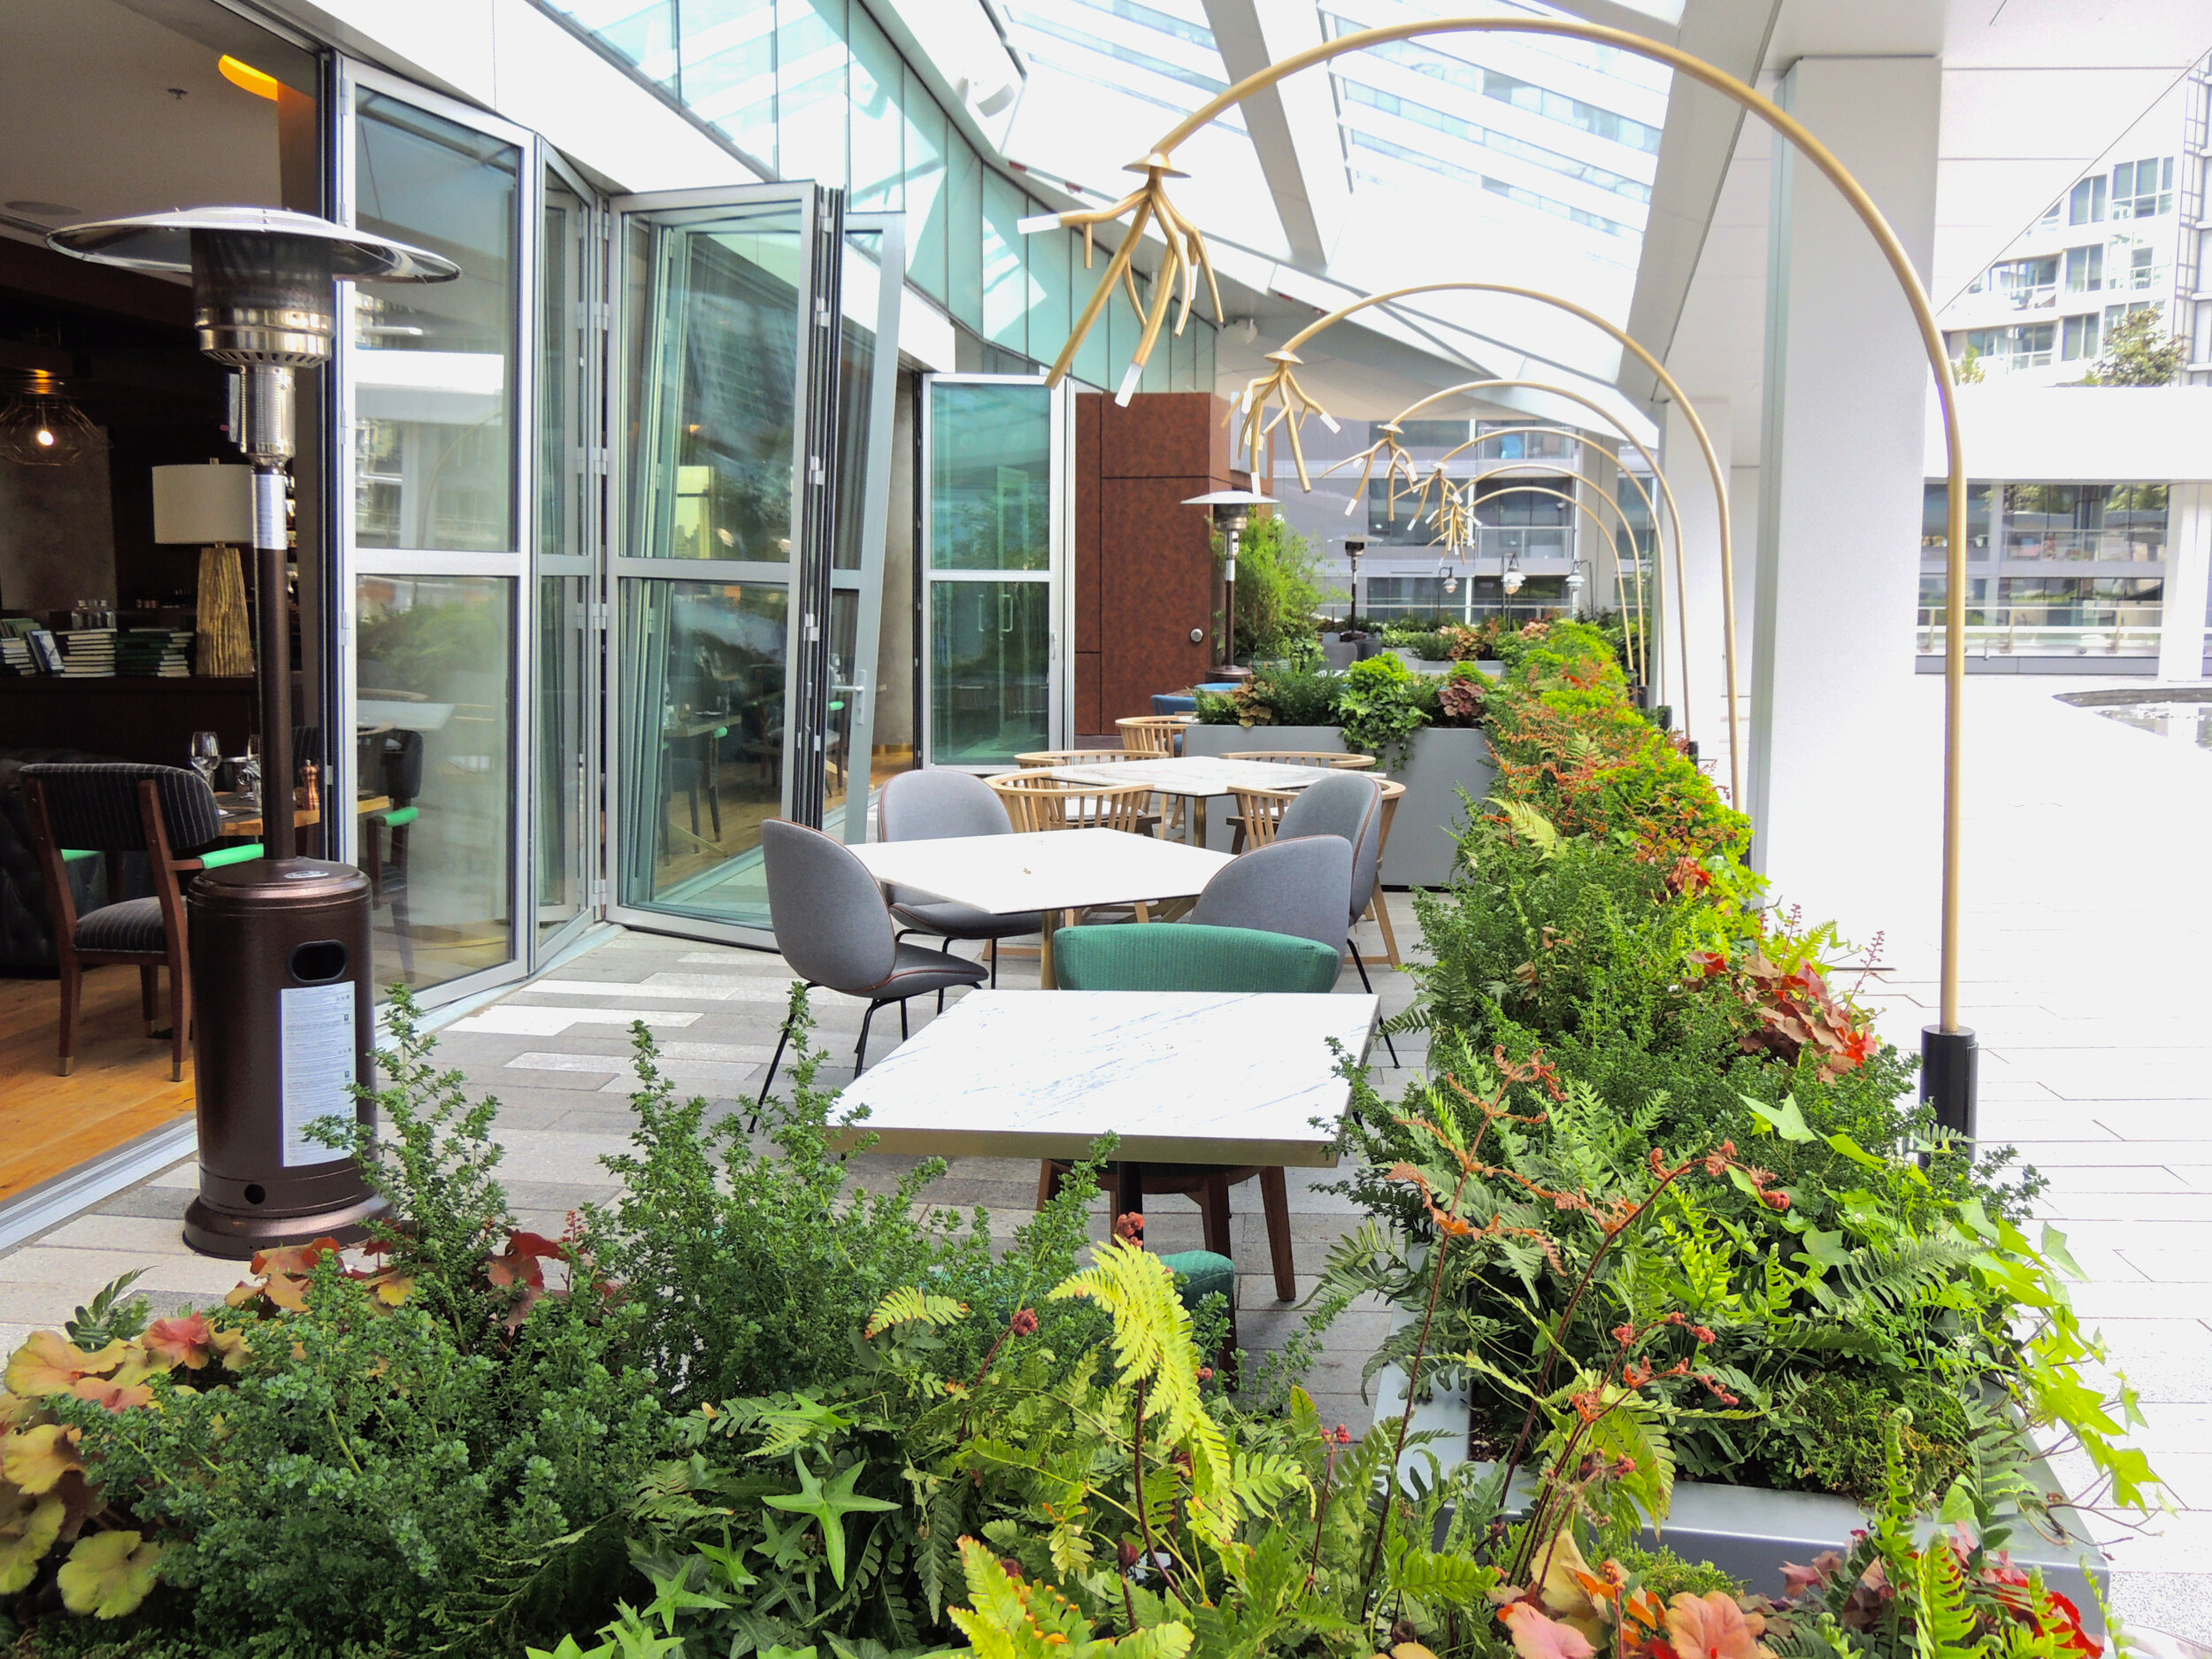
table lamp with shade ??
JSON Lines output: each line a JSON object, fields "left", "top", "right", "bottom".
{"left": 152, "top": 460, "right": 256, "bottom": 677}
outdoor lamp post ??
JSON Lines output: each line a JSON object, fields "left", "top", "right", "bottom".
{"left": 1183, "top": 489, "right": 1276, "bottom": 672}
{"left": 1342, "top": 535, "right": 1365, "bottom": 626}
{"left": 50, "top": 207, "right": 459, "bottom": 1256}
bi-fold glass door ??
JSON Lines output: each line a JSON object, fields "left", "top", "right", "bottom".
{"left": 919, "top": 375, "right": 1071, "bottom": 770}
{"left": 605, "top": 186, "right": 900, "bottom": 944}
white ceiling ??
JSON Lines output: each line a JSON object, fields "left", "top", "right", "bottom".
{"left": 0, "top": 0, "right": 303, "bottom": 265}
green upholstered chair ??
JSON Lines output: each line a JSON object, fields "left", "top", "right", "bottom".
{"left": 1040, "top": 923, "right": 1345, "bottom": 1306}
{"left": 1052, "top": 922, "right": 1340, "bottom": 994}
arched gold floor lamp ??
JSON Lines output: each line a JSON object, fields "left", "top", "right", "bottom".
{"left": 1025, "top": 15, "right": 1978, "bottom": 1135}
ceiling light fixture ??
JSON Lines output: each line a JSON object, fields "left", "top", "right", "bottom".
{"left": 0, "top": 373, "right": 107, "bottom": 467}
{"left": 219, "top": 55, "right": 280, "bottom": 100}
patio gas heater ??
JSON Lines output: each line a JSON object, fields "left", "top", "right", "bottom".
{"left": 1184, "top": 489, "right": 1276, "bottom": 674}
{"left": 50, "top": 208, "right": 458, "bottom": 1256}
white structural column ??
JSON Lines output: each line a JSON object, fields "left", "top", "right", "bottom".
{"left": 1200, "top": 0, "right": 1348, "bottom": 265}
{"left": 1658, "top": 396, "right": 1733, "bottom": 767}
{"left": 2159, "top": 482, "right": 2212, "bottom": 681}
{"left": 1749, "top": 57, "right": 1940, "bottom": 941}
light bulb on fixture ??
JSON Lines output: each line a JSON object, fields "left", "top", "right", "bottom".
{"left": 0, "top": 373, "right": 107, "bottom": 467}
{"left": 1502, "top": 561, "right": 1525, "bottom": 595}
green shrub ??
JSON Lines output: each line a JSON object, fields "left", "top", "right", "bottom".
{"left": 1220, "top": 512, "right": 1337, "bottom": 662}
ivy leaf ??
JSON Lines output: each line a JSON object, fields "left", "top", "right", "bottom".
{"left": 57, "top": 1530, "right": 162, "bottom": 1618}
{"left": 0, "top": 1490, "right": 65, "bottom": 1594}
{"left": 762, "top": 1455, "right": 898, "bottom": 1587}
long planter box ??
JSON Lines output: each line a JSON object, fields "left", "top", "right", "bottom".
{"left": 1369, "top": 1325, "right": 2109, "bottom": 1625}
{"left": 1182, "top": 723, "right": 1495, "bottom": 887}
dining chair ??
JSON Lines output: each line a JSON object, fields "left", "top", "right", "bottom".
{"left": 987, "top": 772, "right": 1161, "bottom": 926}
{"left": 757, "top": 818, "right": 987, "bottom": 1107}
{"left": 1187, "top": 834, "right": 1352, "bottom": 951}
{"left": 19, "top": 763, "right": 263, "bottom": 1079}
{"left": 1222, "top": 751, "right": 1375, "bottom": 850}
{"left": 876, "top": 769, "right": 1044, "bottom": 988}
{"left": 1115, "top": 714, "right": 1186, "bottom": 757}
{"left": 1013, "top": 749, "right": 1171, "bottom": 837}
{"left": 1041, "top": 920, "right": 1346, "bottom": 1303}
{"left": 360, "top": 727, "right": 425, "bottom": 982}
{"left": 1275, "top": 770, "right": 1401, "bottom": 1065}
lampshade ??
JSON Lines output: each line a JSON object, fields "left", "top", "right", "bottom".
{"left": 153, "top": 462, "right": 255, "bottom": 544}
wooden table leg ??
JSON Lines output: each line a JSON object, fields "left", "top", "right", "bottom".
{"left": 1194, "top": 795, "right": 1210, "bottom": 850}
{"left": 1040, "top": 909, "right": 1058, "bottom": 988}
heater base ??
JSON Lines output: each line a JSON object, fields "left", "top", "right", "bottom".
{"left": 182, "top": 1191, "right": 392, "bottom": 1260}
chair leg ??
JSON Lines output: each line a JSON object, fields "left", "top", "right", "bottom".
{"left": 1200, "top": 1174, "right": 1233, "bottom": 1257}
{"left": 1035, "top": 1158, "right": 1066, "bottom": 1210}
{"left": 855, "top": 1001, "right": 882, "bottom": 1074}
{"left": 168, "top": 952, "right": 190, "bottom": 1083}
{"left": 1259, "top": 1166, "right": 1295, "bottom": 1302}
{"left": 899, "top": 998, "right": 910, "bottom": 1040}
{"left": 140, "top": 964, "right": 158, "bottom": 1039}
{"left": 1369, "top": 893, "right": 1402, "bottom": 968}
{"left": 754, "top": 1012, "right": 797, "bottom": 1120}
{"left": 990, "top": 938, "right": 999, "bottom": 988}
{"left": 57, "top": 957, "right": 81, "bottom": 1077}
{"left": 936, "top": 987, "right": 945, "bottom": 1014}
{"left": 1349, "top": 943, "right": 1402, "bottom": 1068}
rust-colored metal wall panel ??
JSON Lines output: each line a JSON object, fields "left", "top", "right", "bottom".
{"left": 1074, "top": 395, "right": 1102, "bottom": 655}
{"left": 1101, "top": 392, "right": 1230, "bottom": 480}
{"left": 1075, "top": 652, "right": 1102, "bottom": 737}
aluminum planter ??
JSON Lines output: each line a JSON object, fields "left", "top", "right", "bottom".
{"left": 1182, "top": 724, "right": 1495, "bottom": 887}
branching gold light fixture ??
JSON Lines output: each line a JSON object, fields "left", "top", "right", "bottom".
{"left": 1018, "top": 14, "right": 1978, "bottom": 1128}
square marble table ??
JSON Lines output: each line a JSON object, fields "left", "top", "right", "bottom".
{"left": 1047, "top": 756, "right": 1344, "bottom": 846}
{"left": 845, "top": 828, "right": 1231, "bottom": 987}
{"left": 829, "top": 989, "right": 1377, "bottom": 1217}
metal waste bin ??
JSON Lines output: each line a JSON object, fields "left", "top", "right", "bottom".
{"left": 182, "top": 857, "right": 388, "bottom": 1257}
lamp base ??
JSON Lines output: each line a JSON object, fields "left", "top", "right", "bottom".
{"left": 1920, "top": 1025, "right": 1978, "bottom": 1142}
{"left": 195, "top": 544, "right": 253, "bottom": 677}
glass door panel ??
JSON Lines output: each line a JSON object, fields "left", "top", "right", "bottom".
{"left": 535, "top": 159, "right": 597, "bottom": 958}
{"left": 920, "top": 375, "right": 1061, "bottom": 768}
{"left": 356, "top": 573, "right": 517, "bottom": 992}
{"left": 929, "top": 580, "right": 1051, "bottom": 764}
{"left": 610, "top": 186, "right": 818, "bottom": 940}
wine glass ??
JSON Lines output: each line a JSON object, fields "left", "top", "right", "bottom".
{"left": 189, "top": 731, "right": 221, "bottom": 788}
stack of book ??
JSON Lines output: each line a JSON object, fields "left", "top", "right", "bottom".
{"left": 59, "top": 628, "right": 116, "bottom": 677}
{"left": 0, "top": 635, "right": 31, "bottom": 675}
{"left": 117, "top": 627, "right": 195, "bottom": 677}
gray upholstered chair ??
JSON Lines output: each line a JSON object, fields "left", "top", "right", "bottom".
{"left": 19, "top": 763, "right": 260, "bottom": 1079}
{"left": 876, "top": 768, "right": 1043, "bottom": 987}
{"left": 757, "top": 818, "right": 987, "bottom": 1106}
{"left": 1187, "top": 835, "right": 1352, "bottom": 951}
{"left": 1274, "top": 769, "right": 1399, "bottom": 1064}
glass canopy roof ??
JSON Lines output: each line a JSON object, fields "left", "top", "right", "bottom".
{"left": 997, "top": 0, "right": 1672, "bottom": 332}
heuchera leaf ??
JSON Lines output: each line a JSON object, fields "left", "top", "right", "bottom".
{"left": 3, "top": 1423, "right": 83, "bottom": 1494}
{"left": 1497, "top": 1601, "right": 1596, "bottom": 1659}
{"left": 4, "top": 1332, "right": 126, "bottom": 1397}
{"left": 142, "top": 1313, "right": 215, "bottom": 1371}
{"left": 0, "top": 1489, "right": 65, "bottom": 1594}
{"left": 1663, "top": 1591, "right": 1773, "bottom": 1659}
{"left": 68, "top": 1376, "right": 153, "bottom": 1413}
{"left": 57, "top": 1529, "right": 163, "bottom": 1619}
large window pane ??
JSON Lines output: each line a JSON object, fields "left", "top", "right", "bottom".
{"left": 543, "top": 0, "right": 677, "bottom": 90}
{"left": 778, "top": 0, "right": 849, "bottom": 187}
{"left": 352, "top": 93, "right": 520, "bottom": 552}
{"left": 849, "top": 5, "right": 903, "bottom": 211}
{"left": 982, "top": 172, "right": 1030, "bottom": 354}
{"left": 683, "top": 0, "right": 778, "bottom": 170}
{"left": 930, "top": 382, "right": 1049, "bottom": 572}
{"left": 619, "top": 580, "right": 789, "bottom": 922}
{"left": 1071, "top": 241, "right": 1110, "bottom": 390}
{"left": 902, "top": 65, "right": 948, "bottom": 302}
{"left": 541, "top": 170, "right": 590, "bottom": 560}
{"left": 1029, "top": 214, "right": 1071, "bottom": 373}
{"left": 931, "top": 580, "right": 1050, "bottom": 765}
{"left": 355, "top": 574, "right": 515, "bottom": 991}
{"left": 834, "top": 230, "right": 884, "bottom": 571}
{"left": 947, "top": 136, "right": 984, "bottom": 328}
{"left": 626, "top": 202, "right": 806, "bottom": 560}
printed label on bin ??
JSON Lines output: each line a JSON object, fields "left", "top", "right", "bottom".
{"left": 280, "top": 982, "right": 357, "bottom": 1168}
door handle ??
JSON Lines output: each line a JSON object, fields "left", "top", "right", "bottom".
{"left": 1000, "top": 593, "right": 1014, "bottom": 634}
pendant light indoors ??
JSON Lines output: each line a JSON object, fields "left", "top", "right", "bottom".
{"left": 0, "top": 371, "right": 107, "bottom": 467}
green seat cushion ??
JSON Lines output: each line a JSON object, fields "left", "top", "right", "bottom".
{"left": 198, "top": 842, "right": 263, "bottom": 869}
{"left": 1055, "top": 924, "right": 1340, "bottom": 994}
{"left": 60, "top": 848, "right": 96, "bottom": 864}
{"left": 1158, "top": 1250, "right": 1235, "bottom": 1310}
{"left": 375, "top": 805, "right": 419, "bottom": 828}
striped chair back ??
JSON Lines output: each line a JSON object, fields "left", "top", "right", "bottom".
{"left": 19, "top": 764, "right": 223, "bottom": 855}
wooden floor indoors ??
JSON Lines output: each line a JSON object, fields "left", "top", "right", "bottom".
{"left": 0, "top": 967, "right": 194, "bottom": 1206}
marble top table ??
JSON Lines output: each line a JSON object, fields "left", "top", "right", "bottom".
{"left": 1047, "top": 756, "right": 1347, "bottom": 850}
{"left": 830, "top": 989, "right": 1375, "bottom": 1171}
{"left": 845, "top": 828, "right": 1231, "bottom": 987}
